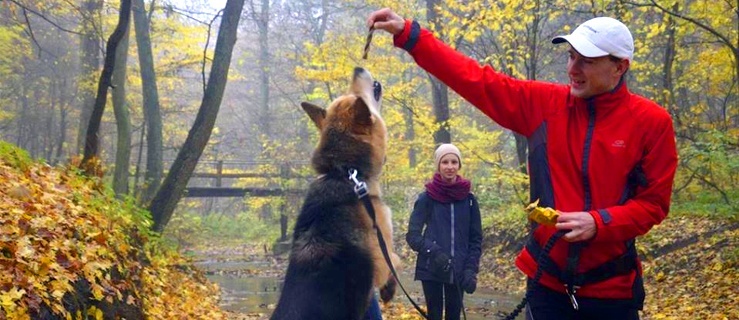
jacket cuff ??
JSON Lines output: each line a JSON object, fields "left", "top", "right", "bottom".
{"left": 393, "top": 20, "right": 420, "bottom": 52}
{"left": 590, "top": 209, "right": 611, "bottom": 242}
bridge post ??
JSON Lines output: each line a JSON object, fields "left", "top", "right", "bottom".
{"left": 215, "top": 160, "right": 223, "bottom": 187}
{"left": 279, "top": 163, "right": 289, "bottom": 242}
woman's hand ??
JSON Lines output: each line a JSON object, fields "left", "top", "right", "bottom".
{"left": 431, "top": 251, "right": 451, "bottom": 273}
{"left": 461, "top": 269, "right": 477, "bottom": 294}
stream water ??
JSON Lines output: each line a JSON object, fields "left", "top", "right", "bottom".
{"left": 194, "top": 255, "right": 524, "bottom": 319}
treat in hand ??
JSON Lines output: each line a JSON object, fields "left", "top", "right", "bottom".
{"left": 525, "top": 199, "right": 559, "bottom": 226}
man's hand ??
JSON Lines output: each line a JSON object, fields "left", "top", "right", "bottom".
{"left": 367, "top": 8, "right": 405, "bottom": 35}
{"left": 555, "top": 211, "right": 596, "bottom": 242}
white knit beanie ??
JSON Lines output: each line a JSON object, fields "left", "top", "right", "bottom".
{"left": 434, "top": 144, "right": 462, "bottom": 172}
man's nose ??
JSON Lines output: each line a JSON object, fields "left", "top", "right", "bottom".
{"left": 568, "top": 58, "right": 583, "bottom": 72}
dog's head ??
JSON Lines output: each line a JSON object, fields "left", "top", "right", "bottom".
{"left": 301, "top": 67, "right": 386, "bottom": 179}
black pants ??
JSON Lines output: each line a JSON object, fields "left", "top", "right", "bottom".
{"left": 421, "top": 280, "right": 463, "bottom": 320}
{"left": 525, "top": 282, "right": 640, "bottom": 320}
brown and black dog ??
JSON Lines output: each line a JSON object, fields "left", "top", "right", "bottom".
{"left": 270, "top": 67, "right": 399, "bottom": 320}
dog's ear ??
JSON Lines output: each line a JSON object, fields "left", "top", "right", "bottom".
{"left": 301, "top": 102, "right": 326, "bottom": 129}
{"left": 352, "top": 97, "right": 373, "bottom": 134}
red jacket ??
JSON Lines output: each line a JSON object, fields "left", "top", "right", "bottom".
{"left": 394, "top": 20, "right": 678, "bottom": 300}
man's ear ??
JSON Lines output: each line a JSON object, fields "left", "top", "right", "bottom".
{"left": 301, "top": 102, "right": 326, "bottom": 129}
{"left": 617, "top": 59, "right": 630, "bottom": 76}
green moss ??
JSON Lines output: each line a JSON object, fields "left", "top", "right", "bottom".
{"left": 0, "top": 140, "right": 33, "bottom": 171}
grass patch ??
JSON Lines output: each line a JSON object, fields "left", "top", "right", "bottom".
{"left": 0, "top": 140, "right": 33, "bottom": 171}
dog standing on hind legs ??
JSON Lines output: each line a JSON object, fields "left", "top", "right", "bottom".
{"left": 270, "top": 67, "right": 400, "bottom": 320}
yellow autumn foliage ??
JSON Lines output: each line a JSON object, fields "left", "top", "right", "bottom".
{"left": 0, "top": 141, "right": 225, "bottom": 319}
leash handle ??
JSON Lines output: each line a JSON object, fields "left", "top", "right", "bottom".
{"left": 500, "top": 230, "right": 566, "bottom": 320}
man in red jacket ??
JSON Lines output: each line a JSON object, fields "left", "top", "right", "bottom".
{"left": 368, "top": 8, "right": 678, "bottom": 320}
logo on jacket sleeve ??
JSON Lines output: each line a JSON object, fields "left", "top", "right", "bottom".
{"left": 611, "top": 140, "right": 626, "bottom": 148}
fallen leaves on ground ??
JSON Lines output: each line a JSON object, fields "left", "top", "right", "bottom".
{"left": 0, "top": 144, "right": 226, "bottom": 319}
{"left": 476, "top": 214, "right": 738, "bottom": 320}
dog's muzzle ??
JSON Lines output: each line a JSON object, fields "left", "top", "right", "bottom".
{"left": 373, "top": 81, "right": 382, "bottom": 102}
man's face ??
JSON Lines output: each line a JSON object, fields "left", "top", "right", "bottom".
{"left": 566, "top": 47, "right": 628, "bottom": 99}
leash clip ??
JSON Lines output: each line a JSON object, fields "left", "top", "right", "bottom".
{"left": 348, "top": 169, "right": 368, "bottom": 198}
{"left": 565, "top": 285, "right": 580, "bottom": 310}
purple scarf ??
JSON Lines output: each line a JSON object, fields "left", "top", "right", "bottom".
{"left": 425, "top": 172, "right": 471, "bottom": 203}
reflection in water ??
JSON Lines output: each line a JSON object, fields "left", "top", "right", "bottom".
{"left": 195, "top": 260, "right": 523, "bottom": 319}
{"left": 207, "top": 274, "right": 281, "bottom": 313}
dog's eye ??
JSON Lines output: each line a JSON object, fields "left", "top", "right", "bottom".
{"left": 373, "top": 81, "right": 382, "bottom": 102}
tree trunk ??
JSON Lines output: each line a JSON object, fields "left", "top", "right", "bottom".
{"left": 259, "top": 0, "right": 271, "bottom": 138}
{"left": 149, "top": 0, "right": 245, "bottom": 232}
{"left": 46, "top": 82, "right": 57, "bottom": 162}
{"left": 55, "top": 80, "right": 69, "bottom": 165}
{"left": 77, "top": 0, "right": 103, "bottom": 154}
{"left": 81, "top": 0, "right": 132, "bottom": 170}
{"left": 426, "top": 0, "right": 450, "bottom": 144}
{"left": 132, "top": 0, "right": 163, "bottom": 203}
{"left": 17, "top": 85, "right": 28, "bottom": 148}
{"left": 661, "top": 5, "right": 677, "bottom": 125}
{"left": 112, "top": 23, "right": 132, "bottom": 197}
{"left": 403, "top": 102, "right": 417, "bottom": 167}
{"left": 133, "top": 122, "right": 146, "bottom": 198}
{"left": 514, "top": 134, "right": 527, "bottom": 174}
{"left": 250, "top": 0, "right": 271, "bottom": 139}
{"left": 514, "top": 0, "right": 544, "bottom": 174}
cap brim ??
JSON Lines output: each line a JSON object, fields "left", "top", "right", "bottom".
{"left": 552, "top": 34, "right": 609, "bottom": 58}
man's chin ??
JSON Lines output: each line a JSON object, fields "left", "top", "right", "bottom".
{"left": 570, "top": 88, "right": 590, "bottom": 99}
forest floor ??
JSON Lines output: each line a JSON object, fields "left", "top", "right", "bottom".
{"left": 476, "top": 214, "right": 738, "bottom": 320}
{"left": 193, "top": 213, "right": 738, "bottom": 320}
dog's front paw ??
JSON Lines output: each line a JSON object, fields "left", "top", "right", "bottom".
{"left": 379, "top": 275, "right": 397, "bottom": 302}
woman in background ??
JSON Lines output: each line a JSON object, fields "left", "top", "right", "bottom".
{"left": 406, "top": 144, "right": 483, "bottom": 320}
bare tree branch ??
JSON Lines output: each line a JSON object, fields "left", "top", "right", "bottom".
{"left": 202, "top": 10, "right": 223, "bottom": 94}
{"left": 21, "top": 8, "right": 42, "bottom": 58}
{"left": 622, "top": 0, "right": 737, "bottom": 53}
{"left": 147, "top": 0, "right": 156, "bottom": 22}
{"left": 7, "top": 0, "right": 86, "bottom": 36}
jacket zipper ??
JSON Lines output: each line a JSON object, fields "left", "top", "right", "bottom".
{"left": 582, "top": 102, "right": 596, "bottom": 211}
{"left": 450, "top": 202, "right": 455, "bottom": 283}
{"left": 565, "top": 100, "right": 597, "bottom": 309}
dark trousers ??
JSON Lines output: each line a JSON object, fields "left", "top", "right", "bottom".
{"left": 525, "top": 282, "right": 640, "bottom": 320}
{"left": 422, "top": 280, "right": 463, "bottom": 320}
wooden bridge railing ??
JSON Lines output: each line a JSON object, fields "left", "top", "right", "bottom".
{"left": 172, "top": 159, "right": 311, "bottom": 198}
{"left": 175, "top": 159, "right": 311, "bottom": 243}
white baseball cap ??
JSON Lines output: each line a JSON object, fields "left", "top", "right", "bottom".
{"left": 552, "top": 17, "right": 634, "bottom": 61}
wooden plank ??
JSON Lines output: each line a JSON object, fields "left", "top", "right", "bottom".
{"left": 191, "top": 172, "right": 308, "bottom": 179}
{"left": 189, "top": 172, "right": 284, "bottom": 178}
{"left": 183, "top": 187, "right": 303, "bottom": 198}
